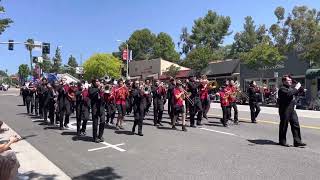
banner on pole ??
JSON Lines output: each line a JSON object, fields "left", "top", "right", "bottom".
{"left": 122, "top": 49, "right": 128, "bottom": 61}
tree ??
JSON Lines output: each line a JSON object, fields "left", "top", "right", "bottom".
{"left": 0, "top": 5, "right": 13, "bottom": 36}
{"left": 240, "top": 43, "right": 285, "bottom": 71}
{"left": 301, "top": 32, "right": 320, "bottom": 67}
{"left": 179, "top": 10, "right": 231, "bottom": 54}
{"left": 40, "top": 54, "right": 52, "bottom": 73}
{"left": 231, "top": 16, "right": 271, "bottom": 58}
{"left": 153, "top": 32, "right": 180, "bottom": 63}
{"left": 124, "top": 28, "right": 156, "bottom": 60}
{"left": 0, "top": 70, "right": 8, "bottom": 77}
{"left": 51, "top": 47, "right": 62, "bottom": 73}
{"left": 182, "top": 46, "right": 224, "bottom": 72}
{"left": 65, "top": 55, "right": 78, "bottom": 76}
{"left": 18, "top": 64, "right": 30, "bottom": 81}
{"left": 83, "top": 53, "right": 122, "bottom": 80}
{"left": 25, "top": 38, "right": 35, "bottom": 74}
{"left": 165, "top": 65, "right": 181, "bottom": 78}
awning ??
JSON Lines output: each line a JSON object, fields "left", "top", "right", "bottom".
{"left": 202, "top": 59, "right": 240, "bottom": 77}
{"left": 306, "top": 69, "right": 320, "bottom": 79}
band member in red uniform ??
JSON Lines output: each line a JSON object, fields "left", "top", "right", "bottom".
{"left": 199, "top": 77, "right": 210, "bottom": 120}
{"left": 172, "top": 80, "right": 187, "bottom": 131}
{"left": 228, "top": 80, "right": 239, "bottom": 124}
{"left": 104, "top": 85, "right": 116, "bottom": 126}
{"left": 152, "top": 80, "right": 166, "bottom": 126}
{"left": 219, "top": 84, "right": 230, "bottom": 127}
{"left": 113, "top": 79, "right": 129, "bottom": 130}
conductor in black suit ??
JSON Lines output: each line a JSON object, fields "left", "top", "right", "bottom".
{"left": 278, "top": 75, "right": 306, "bottom": 147}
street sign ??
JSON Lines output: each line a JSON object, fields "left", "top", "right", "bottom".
{"left": 37, "top": 57, "right": 43, "bottom": 63}
{"left": 274, "top": 72, "right": 278, "bottom": 78}
{"left": 34, "top": 41, "right": 42, "bottom": 51}
{"left": 76, "top": 67, "right": 84, "bottom": 74}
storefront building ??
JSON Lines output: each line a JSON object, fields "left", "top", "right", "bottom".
{"left": 128, "top": 58, "right": 190, "bottom": 80}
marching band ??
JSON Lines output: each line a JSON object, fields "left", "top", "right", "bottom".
{"left": 20, "top": 74, "right": 306, "bottom": 147}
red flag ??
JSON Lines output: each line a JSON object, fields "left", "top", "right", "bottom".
{"left": 122, "top": 49, "right": 128, "bottom": 61}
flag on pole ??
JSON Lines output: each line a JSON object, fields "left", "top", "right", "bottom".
{"left": 122, "top": 49, "right": 128, "bottom": 61}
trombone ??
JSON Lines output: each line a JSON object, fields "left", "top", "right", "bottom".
{"left": 181, "top": 88, "right": 194, "bottom": 106}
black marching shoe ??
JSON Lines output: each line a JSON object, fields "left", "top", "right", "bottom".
{"left": 252, "top": 120, "right": 257, "bottom": 124}
{"left": 190, "top": 124, "right": 196, "bottom": 128}
{"left": 138, "top": 133, "right": 144, "bottom": 136}
{"left": 182, "top": 125, "right": 187, "bottom": 132}
{"left": 279, "top": 143, "right": 290, "bottom": 147}
{"left": 294, "top": 142, "right": 307, "bottom": 147}
{"left": 93, "top": 138, "right": 100, "bottom": 143}
{"left": 172, "top": 126, "right": 177, "bottom": 130}
{"left": 98, "top": 137, "right": 104, "bottom": 142}
{"left": 131, "top": 127, "right": 135, "bottom": 134}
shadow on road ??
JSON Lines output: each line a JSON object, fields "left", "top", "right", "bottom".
{"left": 18, "top": 171, "right": 57, "bottom": 180}
{"left": 16, "top": 104, "right": 25, "bottom": 107}
{"left": 247, "top": 139, "right": 278, "bottom": 145}
{"left": 72, "top": 166, "right": 122, "bottom": 180}
{"left": 114, "top": 130, "right": 133, "bottom": 135}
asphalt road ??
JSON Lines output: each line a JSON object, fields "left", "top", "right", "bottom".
{"left": 1, "top": 92, "right": 320, "bottom": 180}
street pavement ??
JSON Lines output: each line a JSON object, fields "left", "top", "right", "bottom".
{"left": 1, "top": 89, "right": 320, "bottom": 180}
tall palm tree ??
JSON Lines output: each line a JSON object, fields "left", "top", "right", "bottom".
{"left": 25, "top": 39, "right": 35, "bottom": 75}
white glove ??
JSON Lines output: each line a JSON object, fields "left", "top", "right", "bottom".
{"left": 295, "top": 82, "right": 301, "bottom": 90}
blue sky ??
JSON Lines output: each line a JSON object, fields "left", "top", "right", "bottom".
{"left": 0, "top": 0, "right": 319, "bottom": 74}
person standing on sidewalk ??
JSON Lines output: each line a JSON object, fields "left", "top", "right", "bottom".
{"left": 248, "top": 81, "right": 261, "bottom": 123}
{"left": 278, "top": 75, "right": 306, "bottom": 147}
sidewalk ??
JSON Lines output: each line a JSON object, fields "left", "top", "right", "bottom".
{"left": 0, "top": 122, "right": 71, "bottom": 180}
{"left": 210, "top": 102, "right": 320, "bottom": 119}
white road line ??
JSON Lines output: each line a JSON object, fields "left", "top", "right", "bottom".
{"left": 101, "top": 142, "right": 126, "bottom": 152}
{"left": 199, "top": 127, "right": 237, "bottom": 136}
{"left": 88, "top": 142, "right": 126, "bottom": 152}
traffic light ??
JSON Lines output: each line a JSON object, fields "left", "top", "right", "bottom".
{"left": 42, "top": 42, "right": 50, "bottom": 54}
{"left": 8, "top": 40, "right": 14, "bottom": 50}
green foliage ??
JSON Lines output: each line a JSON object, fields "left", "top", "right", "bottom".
{"left": 0, "top": 70, "right": 8, "bottom": 77}
{"left": 153, "top": 32, "right": 180, "bottom": 63}
{"left": 18, "top": 64, "right": 30, "bottom": 80}
{"left": 179, "top": 10, "right": 231, "bottom": 55}
{"left": 40, "top": 54, "right": 52, "bottom": 73}
{"left": 126, "top": 29, "right": 156, "bottom": 60}
{"left": 231, "top": 16, "right": 271, "bottom": 58}
{"left": 182, "top": 47, "right": 224, "bottom": 72}
{"left": 25, "top": 39, "right": 35, "bottom": 52}
{"left": 240, "top": 43, "right": 285, "bottom": 70}
{"left": 301, "top": 33, "right": 320, "bottom": 67}
{"left": 51, "top": 47, "right": 62, "bottom": 73}
{"left": 65, "top": 55, "right": 78, "bottom": 76}
{"left": 83, "top": 53, "right": 121, "bottom": 80}
{"left": 165, "top": 65, "right": 181, "bottom": 78}
{"left": 0, "top": 5, "right": 13, "bottom": 35}
{"left": 117, "top": 29, "right": 180, "bottom": 63}
{"left": 190, "top": 10, "right": 231, "bottom": 49}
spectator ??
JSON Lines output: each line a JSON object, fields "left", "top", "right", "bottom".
{"left": 0, "top": 135, "right": 21, "bottom": 180}
{"left": 0, "top": 121, "right": 9, "bottom": 133}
